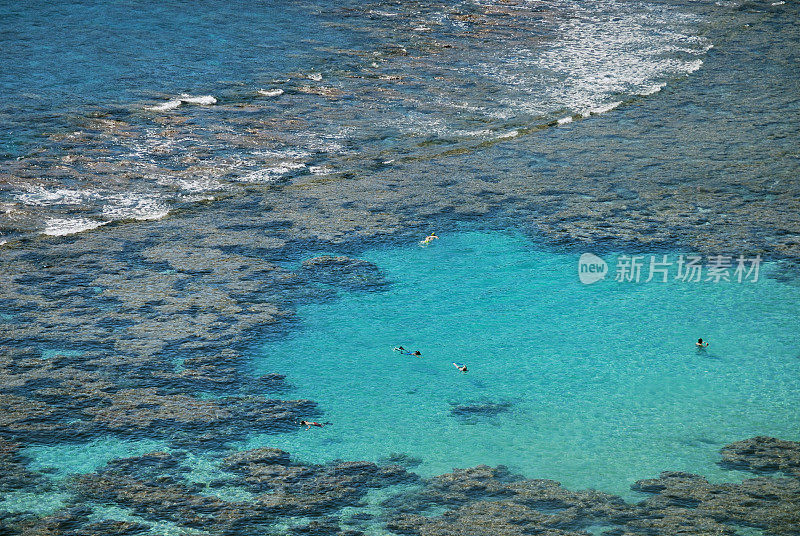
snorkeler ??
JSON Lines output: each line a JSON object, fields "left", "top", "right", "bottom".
{"left": 420, "top": 232, "right": 439, "bottom": 245}
{"left": 394, "top": 347, "right": 422, "bottom": 357}
{"left": 299, "top": 420, "right": 331, "bottom": 430}
{"left": 453, "top": 362, "right": 468, "bottom": 373}
{"left": 696, "top": 338, "right": 709, "bottom": 348}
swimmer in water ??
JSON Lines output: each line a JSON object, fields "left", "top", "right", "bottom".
{"left": 453, "top": 362, "right": 468, "bottom": 373}
{"left": 393, "top": 346, "right": 406, "bottom": 352}
{"left": 420, "top": 232, "right": 439, "bottom": 245}
{"left": 696, "top": 338, "right": 709, "bottom": 348}
{"left": 299, "top": 420, "right": 331, "bottom": 430}
{"left": 394, "top": 347, "right": 422, "bottom": 357}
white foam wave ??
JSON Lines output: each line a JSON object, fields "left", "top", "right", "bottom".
{"left": 585, "top": 101, "right": 623, "bottom": 117}
{"left": 258, "top": 88, "right": 284, "bottom": 97}
{"left": 102, "top": 195, "right": 169, "bottom": 221}
{"left": 479, "top": 0, "right": 712, "bottom": 120}
{"left": 145, "top": 94, "right": 217, "bottom": 111}
{"left": 179, "top": 94, "right": 217, "bottom": 105}
{"left": 638, "top": 83, "right": 666, "bottom": 96}
{"left": 17, "top": 187, "right": 96, "bottom": 206}
{"left": 157, "top": 176, "right": 226, "bottom": 193}
{"left": 307, "top": 73, "right": 323, "bottom": 82}
{"left": 557, "top": 116, "right": 574, "bottom": 125}
{"left": 309, "top": 165, "right": 333, "bottom": 175}
{"left": 43, "top": 217, "right": 109, "bottom": 236}
{"left": 497, "top": 130, "right": 520, "bottom": 140}
{"left": 146, "top": 99, "right": 182, "bottom": 112}
{"left": 181, "top": 195, "right": 216, "bottom": 203}
{"left": 237, "top": 162, "right": 306, "bottom": 183}
{"left": 684, "top": 59, "right": 704, "bottom": 74}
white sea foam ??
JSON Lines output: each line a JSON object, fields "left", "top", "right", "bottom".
{"left": 258, "top": 88, "right": 284, "bottom": 97}
{"left": 237, "top": 162, "right": 306, "bottom": 183}
{"left": 43, "top": 217, "right": 109, "bottom": 236}
{"left": 557, "top": 116, "right": 574, "bottom": 125}
{"left": 179, "top": 94, "right": 217, "bottom": 105}
{"left": 587, "top": 101, "right": 623, "bottom": 116}
{"left": 307, "top": 73, "right": 323, "bottom": 82}
{"left": 146, "top": 99, "right": 182, "bottom": 112}
{"left": 181, "top": 195, "right": 216, "bottom": 203}
{"left": 102, "top": 195, "right": 169, "bottom": 221}
{"left": 17, "top": 187, "right": 96, "bottom": 207}
{"left": 309, "top": 165, "right": 333, "bottom": 175}
{"left": 772, "top": 1, "right": 785, "bottom": 6}
{"left": 497, "top": 130, "right": 520, "bottom": 140}
{"left": 684, "top": 59, "right": 704, "bottom": 74}
{"left": 638, "top": 83, "right": 666, "bottom": 96}
{"left": 477, "top": 0, "right": 712, "bottom": 121}
{"left": 145, "top": 94, "right": 217, "bottom": 111}
{"left": 157, "top": 176, "right": 226, "bottom": 193}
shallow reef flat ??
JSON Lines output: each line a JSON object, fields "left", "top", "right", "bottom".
{"left": 1, "top": 437, "right": 799, "bottom": 535}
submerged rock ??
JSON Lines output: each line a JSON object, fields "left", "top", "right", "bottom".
{"left": 385, "top": 437, "right": 800, "bottom": 536}
{"left": 301, "top": 255, "right": 389, "bottom": 291}
{"left": 62, "top": 447, "right": 417, "bottom": 534}
{"left": 4, "top": 437, "right": 800, "bottom": 535}
{"left": 718, "top": 436, "right": 800, "bottom": 477}
{"left": 630, "top": 470, "right": 800, "bottom": 535}
{"left": 449, "top": 401, "right": 511, "bottom": 422}
{"left": 378, "top": 452, "right": 423, "bottom": 468}
{"left": 223, "top": 447, "right": 292, "bottom": 468}
{"left": 0, "top": 438, "right": 44, "bottom": 493}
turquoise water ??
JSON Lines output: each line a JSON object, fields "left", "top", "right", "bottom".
{"left": 25, "top": 437, "right": 169, "bottom": 477}
{"left": 252, "top": 231, "right": 800, "bottom": 496}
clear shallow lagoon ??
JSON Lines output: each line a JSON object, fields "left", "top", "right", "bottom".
{"left": 253, "top": 231, "right": 800, "bottom": 496}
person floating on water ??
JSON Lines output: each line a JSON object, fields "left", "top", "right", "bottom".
{"left": 453, "top": 362, "right": 468, "bottom": 373}
{"left": 394, "top": 347, "right": 422, "bottom": 357}
{"left": 696, "top": 338, "right": 709, "bottom": 348}
{"left": 299, "top": 420, "right": 331, "bottom": 431}
{"left": 420, "top": 232, "right": 438, "bottom": 246}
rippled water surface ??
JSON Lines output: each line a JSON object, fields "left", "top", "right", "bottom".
{"left": 253, "top": 231, "right": 800, "bottom": 497}
{"left": 1, "top": 0, "right": 715, "bottom": 238}
{"left": 1, "top": 0, "right": 799, "bottom": 533}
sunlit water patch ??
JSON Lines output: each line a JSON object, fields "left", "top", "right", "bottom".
{"left": 252, "top": 231, "right": 800, "bottom": 497}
